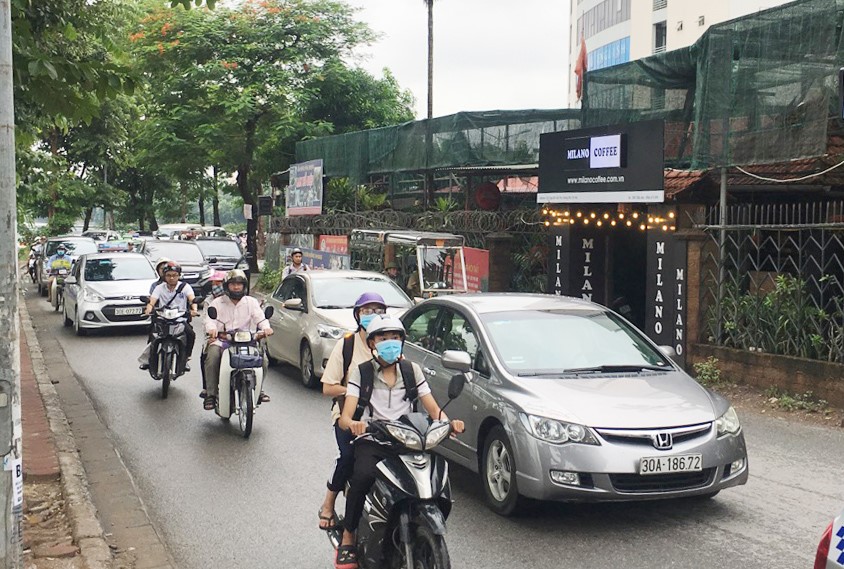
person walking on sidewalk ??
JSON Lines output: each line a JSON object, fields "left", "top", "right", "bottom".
{"left": 281, "top": 247, "right": 309, "bottom": 279}
{"left": 317, "top": 292, "right": 388, "bottom": 531}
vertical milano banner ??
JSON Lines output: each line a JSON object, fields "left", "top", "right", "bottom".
{"left": 645, "top": 232, "right": 688, "bottom": 366}
{"left": 548, "top": 226, "right": 606, "bottom": 303}
{"left": 538, "top": 120, "right": 664, "bottom": 204}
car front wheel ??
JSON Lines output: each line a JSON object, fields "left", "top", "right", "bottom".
{"left": 299, "top": 342, "right": 319, "bottom": 389}
{"left": 481, "top": 425, "right": 523, "bottom": 516}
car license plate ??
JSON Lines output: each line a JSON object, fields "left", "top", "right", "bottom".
{"left": 639, "top": 454, "right": 702, "bottom": 475}
{"left": 114, "top": 307, "right": 143, "bottom": 316}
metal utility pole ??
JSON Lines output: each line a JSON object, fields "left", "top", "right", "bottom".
{"left": 0, "top": 0, "right": 23, "bottom": 567}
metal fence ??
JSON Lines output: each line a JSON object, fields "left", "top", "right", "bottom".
{"left": 270, "top": 209, "right": 549, "bottom": 293}
{"left": 698, "top": 201, "right": 844, "bottom": 363}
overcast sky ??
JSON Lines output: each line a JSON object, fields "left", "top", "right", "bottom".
{"left": 345, "top": 0, "right": 571, "bottom": 119}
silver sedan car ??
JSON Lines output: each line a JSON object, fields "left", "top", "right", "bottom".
{"left": 400, "top": 293, "right": 749, "bottom": 515}
{"left": 63, "top": 253, "right": 157, "bottom": 336}
{"left": 263, "top": 270, "right": 413, "bottom": 388}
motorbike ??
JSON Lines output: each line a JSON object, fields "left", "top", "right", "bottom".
{"left": 27, "top": 250, "right": 38, "bottom": 283}
{"left": 326, "top": 365, "right": 468, "bottom": 569}
{"left": 206, "top": 305, "right": 273, "bottom": 438}
{"left": 50, "top": 267, "right": 69, "bottom": 312}
{"left": 141, "top": 296, "right": 192, "bottom": 399}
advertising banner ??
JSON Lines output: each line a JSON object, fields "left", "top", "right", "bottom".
{"left": 453, "top": 247, "right": 490, "bottom": 293}
{"left": 318, "top": 235, "right": 349, "bottom": 255}
{"left": 286, "top": 159, "right": 324, "bottom": 216}
{"left": 283, "top": 246, "right": 350, "bottom": 271}
{"left": 538, "top": 119, "right": 664, "bottom": 204}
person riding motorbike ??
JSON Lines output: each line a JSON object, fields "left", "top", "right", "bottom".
{"left": 149, "top": 257, "right": 172, "bottom": 294}
{"left": 203, "top": 269, "right": 274, "bottom": 411}
{"left": 317, "top": 292, "right": 388, "bottom": 531}
{"left": 334, "top": 315, "right": 464, "bottom": 569}
{"left": 139, "top": 261, "right": 198, "bottom": 371}
{"left": 199, "top": 270, "right": 228, "bottom": 399}
{"left": 46, "top": 244, "right": 72, "bottom": 304}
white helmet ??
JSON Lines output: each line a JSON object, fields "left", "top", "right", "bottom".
{"left": 365, "top": 314, "right": 406, "bottom": 342}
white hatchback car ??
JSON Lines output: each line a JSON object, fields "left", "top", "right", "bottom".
{"left": 262, "top": 270, "right": 413, "bottom": 388}
{"left": 63, "top": 252, "right": 157, "bottom": 336}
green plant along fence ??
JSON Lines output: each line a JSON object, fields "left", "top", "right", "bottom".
{"left": 698, "top": 201, "right": 844, "bottom": 363}
{"left": 270, "top": 209, "right": 549, "bottom": 293}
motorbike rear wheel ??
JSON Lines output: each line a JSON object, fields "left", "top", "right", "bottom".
{"left": 237, "top": 374, "right": 254, "bottom": 438}
{"left": 162, "top": 351, "right": 173, "bottom": 399}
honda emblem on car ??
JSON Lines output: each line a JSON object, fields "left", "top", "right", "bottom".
{"left": 652, "top": 432, "right": 673, "bottom": 450}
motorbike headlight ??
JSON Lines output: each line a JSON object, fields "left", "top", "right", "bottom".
{"left": 83, "top": 288, "right": 104, "bottom": 302}
{"left": 233, "top": 331, "right": 252, "bottom": 343}
{"left": 521, "top": 414, "right": 599, "bottom": 445}
{"left": 384, "top": 424, "right": 424, "bottom": 451}
{"left": 318, "top": 324, "right": 346, "bottom": 340}
{"left": 716, "top": 406, "right": 741, "bottom": 436}
{"left": 161, "top": 308, "right": 182, "bottom": 320}
{"left": 424, "top": 422, "right": 451, "bottom": 449}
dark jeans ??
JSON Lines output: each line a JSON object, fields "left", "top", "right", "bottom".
{"left": 326, "top": 422, "right": 356, "bottom": 493}
{"left": 343, "top": 440, "right": 391, "bottom": 534}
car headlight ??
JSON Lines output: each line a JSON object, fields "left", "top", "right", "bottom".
{"left": 424, "top": 422, "right": 451, "bottom": 449}
{"left": 716, "top": 406, "right": 741, "bottom": 436}
{"left": 83, "top": 288, "right": 104, "bottom": 302}
{"left": 385, "top": 424, "right": 424, "bottom": 451}
{"left": 318, "top": 324, "right": 346, "bottom": 340}
{"left": 521, "top": 414, "right": 599, "bottom": 445}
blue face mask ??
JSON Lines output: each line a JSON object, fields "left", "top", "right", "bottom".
{"left": 56, "top": 250, "right": 66, "bottom": 257}
{"left": 375, "top": 339, "right": 403, "bottom": 364}
{"left": 359, "top": 313, "right": 376, "bottom": 330}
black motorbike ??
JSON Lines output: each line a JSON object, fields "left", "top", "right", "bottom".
{"left": 50, "top": 267, "right": 69, "bottom": 312}
{"left": 327, "top": 372, "right": 467, "bottom": 569}
{"left": 143, "top": 299, "right": 191, "bottom": 399}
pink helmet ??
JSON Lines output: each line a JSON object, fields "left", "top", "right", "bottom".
{"left": 210, "top": 270, "right": 227, "bottom": 283}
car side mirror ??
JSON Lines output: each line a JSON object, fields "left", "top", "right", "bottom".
{"left": 64, "top": 276, "right": 77, "bottom": 285}
{"left": 441, "top": 350, "right": 471, "bottom": 372}
{"left": 264, "top": 306, "right": 274, "bottom": 319}
{"left": 284, "top": 298, "right": 304, "bottom": 311}
{"left": 658, "top": 345, "right": 677, "bottom": 359}
{"left": 207, "top": 306, "right": 218, "bottom": 320}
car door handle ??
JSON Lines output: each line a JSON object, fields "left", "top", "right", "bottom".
{"left": 423, "top": 367, "right": 436, "bottom": 376}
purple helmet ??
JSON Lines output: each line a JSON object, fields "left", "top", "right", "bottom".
{"left": 353, "top": 292, "right": 387, "bottom": 324}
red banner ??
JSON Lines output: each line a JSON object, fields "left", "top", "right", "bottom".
{"left": 318, "top": 235, "right": 349, "bottom": 254}
{"left": 454, "top": 247, "right": 489, "bottom": 293}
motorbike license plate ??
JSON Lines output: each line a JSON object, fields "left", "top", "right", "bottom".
{"left": 114, "top": 307, "right": 143, "bottom": 316}
{"left": 58, "top": 269, "right": 68, "bottom": 275}
{"left": 639, "top": 454, "right": 702, "bottom": 475}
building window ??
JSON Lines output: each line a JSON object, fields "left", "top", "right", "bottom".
{"left": 653, "top": 21, "right": 667, "bottom": 53}
{"left": 698, "top": 15, "right": 705, "bottom": 26}
{"left": 676, "top": 20, "right": 683, "bottom": 31}
{"left": 653, "top": 0, "right": 667, "bottom": 10}
{"left": 578, "top": 0, "right": 631, "bottom": 41}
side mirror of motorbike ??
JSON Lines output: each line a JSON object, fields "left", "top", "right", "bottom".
{"left": 207, "top": 306, "right": 218, "bottom": 320}
{"left": 441, "top": 350, "right": 471, "bottom": 373}
{"left": 448, "top": 373, "right": 466, "bottom": 399}
{"left": 195, "top": 297, "right": 204, "bottom": 308}
{"left": 140, "top": 295, "right": 150, "bottom": 304}
{"left": 264, "top": 305, "right": 274, "bottom": 319}
{"left": 208, "top": 257, "right": 218, "bottom": 264}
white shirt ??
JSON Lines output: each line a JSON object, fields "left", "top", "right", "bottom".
{"left": 281, "top": 263, "right": 309, "bottom": 279}
{"left": 151, "top": 282, "right": 195, "bottom": 312}
{"left": 346, "top": 360, "right": 431, "bottom": 422}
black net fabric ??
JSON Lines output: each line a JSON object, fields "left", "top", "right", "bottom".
{"left": 583, "top": 0, "right": 844, "bottom": 169}
{"left": 295, "top": 110, "right": 581, "bottom": 185}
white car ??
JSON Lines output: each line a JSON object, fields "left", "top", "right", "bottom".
{"left": 262, "top": 270, "right": 413, "bottom": 388}
{"left": 816, "top": 505, "right": 844, "bottom": 568}
{"left": 63, "top": 253, "right": 157, "bottom": 336}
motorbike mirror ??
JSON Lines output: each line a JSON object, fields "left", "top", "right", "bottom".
{"left": 207, "top": 306, "right": 218, "bottom": 320}
{"left": 208, "top": 257, "right": 218, "bottom": 264}
{"left": 441, "top": 350, "right": 471, "bottom": 373}
{"left": 139, "top": 295, "right": 150, "bottom": 304}
{"left": 195, "top": 297, "right": 204, "bottom": 308}
{"left": 448, "top": 373, "right": 466, "bottom": 399}
{"left": 264, "top": 305, "right": 274, "bottom": 319}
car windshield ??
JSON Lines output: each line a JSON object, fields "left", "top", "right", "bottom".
{"left": 312, "top": 277, "right": 411, "bottom": 309}
{"left": 46, "top": 240, "right": 98, "bottom": 256}
{"left": 195, "top": 240, "right": 242, "bottom": 258}
{"left": 143, "top": 242, "right": 205, "bottom": 263}
{"left": 84, "top": 257, "right": 156, "bottom": 282}
{"left": 481, "top": 309, "right": 670, "bottom": 375}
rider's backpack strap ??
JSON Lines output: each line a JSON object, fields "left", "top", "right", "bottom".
{"left": 341, "top": 333, "right": 356, "bottom": 385}
{"left": 399, "top": 360, "right": 419, "bottom": 412}
{"left": 352, "top": 362, "right": 375, "bottom": 421}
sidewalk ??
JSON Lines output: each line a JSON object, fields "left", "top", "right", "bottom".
{"left": 20, "top": 298, "right": 113, "bottom": 569}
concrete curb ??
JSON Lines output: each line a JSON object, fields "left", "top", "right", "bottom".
{"left": 19, "top": 301, "right": 113, "bottom": 569}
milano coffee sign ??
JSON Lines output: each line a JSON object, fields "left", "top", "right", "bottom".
{"left": 538, "top": 120, "right": 664, "bottom": 204}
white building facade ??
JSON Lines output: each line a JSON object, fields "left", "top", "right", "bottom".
{"left": 568, "top": 0, "right": 795, "bottom": 106}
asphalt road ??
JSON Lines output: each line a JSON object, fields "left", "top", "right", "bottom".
{"left": 27, "top": 292, "right": 844, "bottom": 569}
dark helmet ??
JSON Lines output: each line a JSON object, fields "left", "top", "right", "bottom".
{"left": 162, "top": 261, "right": 181, "bottom": 275}
{"left": 384, "top": 261, "right": 399, "bottom": 271}
{"left": 224, "top": 269, "right": 248, "bottom": 300}
{"left": 353, "top": 292, "right": 386, "bottom": 324}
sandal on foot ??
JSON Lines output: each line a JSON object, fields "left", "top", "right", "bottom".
{"left": 334, "top": 545, "right": 358, "bottom": 569}
{"left": 318, "top": 509, "right": 338, "bottom": 530}
{"left": 199, "top": 390, "right": 207, "bottom": 399}
{"left": 203, "top": 396, "right": 216, "bottom": 411}
{"left": 259, "top": 392, "right": 270, "bottom": 403}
